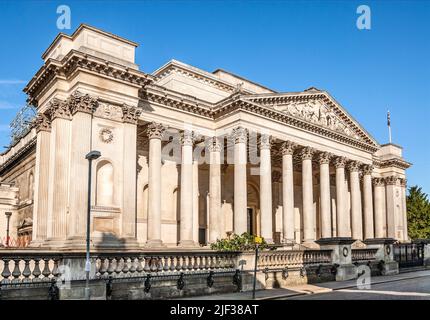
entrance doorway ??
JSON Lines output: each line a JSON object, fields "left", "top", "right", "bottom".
{"left": 247, "top": 207, "right": 255, "bottom": 235}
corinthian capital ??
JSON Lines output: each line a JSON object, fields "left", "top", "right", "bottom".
{"left": 180, "top": 130, "right": 195, "bottom": 146}
{"left": 34, "top": 113, "right": 51, "bottom": 133}
{"left": 146, "top": 122, "right": 166, "bottom": 140}
{"left": 68, "top": 91, "right": 98, "bottom": 115}
{"left": 317, "top": 152, "right": 332, "bottom": 165}
{"left": 399, "top": 178, "right": 407, "bottom": 187}
{"left": 280, "top": 141, "right": 296, "bottom": 156}
{"left": 299, "top": 147, "right": 315, "bottom": 161}
{"left": 333, "top": 156, "right": 347, "bottom": 169}
{"left": 47, "top": 98, "right": 71, "bottom": 120}
{"left": 362, "top": 164, "right": 374, "bottom": 175}
{"left": 208, "top": 137, "right": 222, "bottom": 153}
{"left": 259, "top": 134, "right": 272, "bottom": 150}
{"left": 121, "top": 104, "right": 142, "bottom": 124}
{"left": 347, "top": 160, "right": 361, "bottom": 173}
{"left": 385, "top": 175, "right": 398, "bottom": 185}
{"left": 232, "top": 126, "right": 248, "bottom": 144}
{"left": 372, "top": 177, "right": 385, "bottom": 187}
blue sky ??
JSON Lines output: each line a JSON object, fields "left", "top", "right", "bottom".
{"left": 0, "top": 0, "right": 429, "bottom": 194}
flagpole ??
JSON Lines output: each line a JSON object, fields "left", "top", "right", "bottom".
{"left": 387, "top": 109, "right": 392, "bottom": 143}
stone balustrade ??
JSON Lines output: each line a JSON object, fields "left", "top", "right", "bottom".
{"left": 258, "top": 250, "right": 332, "bottom": 269}
{"left": 95, "top": 252, "right": 239, "bottom": 278}
{"left": 0, "top": 252, "right": 61, "bottom": 284}
{"left": 351, "top": 248, "right": 378, "bottom": 263}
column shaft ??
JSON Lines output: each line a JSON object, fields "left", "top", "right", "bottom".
{"left": 209, "top": 138, "right": 222, "bottom": 242}
{"left": 363, "top": 165, "right": 374, "bottom": 239}
{"left": 233, "top": 127, "right": 247, "bottom": 235}
{"left": 335, "top": 157, "right": 349, "bottom": 237}
{"left": 318, "top": 152, "right": 331, "bottom": 238}
{"left": 301, "top": 147, "right": 315, "bottom": 242}
{"left": 349, "top": 162, "right": 363, "bottom": 240}
{"left": 373, "top": 178, "right": 386, "bottom": 238}
{"left": 260, "top": 135, "right": 273, "bottom": 243}
{"left": 281, "top": 142, "right": 295, "bottom": 243}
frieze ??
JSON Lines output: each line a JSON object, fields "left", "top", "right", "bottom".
{"left": 94, "top": 102, "right": 124, "bottom": 122}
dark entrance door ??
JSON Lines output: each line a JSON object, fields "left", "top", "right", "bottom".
{"left": 247, "top": 208, "right": 254, "bottom": 235}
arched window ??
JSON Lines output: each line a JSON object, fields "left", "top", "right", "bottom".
{"left": 96, "top": 161, "right": 114, "bottom": 206}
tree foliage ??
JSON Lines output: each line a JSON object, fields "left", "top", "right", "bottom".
{"left": 407, "top": 186, "right": 430, "bottom": 239}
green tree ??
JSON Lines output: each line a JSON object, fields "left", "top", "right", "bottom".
{"left": 407, "top": 186, "right": 430, "bottom": 239}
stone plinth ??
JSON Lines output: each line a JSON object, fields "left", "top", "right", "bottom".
{"left": 364, "top": 238, "right": 399, "bottom": 275}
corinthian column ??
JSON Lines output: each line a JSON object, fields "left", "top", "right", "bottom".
{"left": 208, "top": 137, "right": 222, "bottom": 242}
{"left": 233, "top": 127, "right": 248, "bottom": 235}
{"left": 259, "top": 134, "right": 273, "bottom": 243}
{"left": 399, "top": 178, "right": 408, "bottom": 241}
{"left": 281, "top": 141, "right": 296, "bottom": 244}
{"left": 318, "top": 152, "right": 332, "bottom": 239}
{"left": 334, "top": 156, "right": 349, "bottom": 237}
{"left": 362, "top": 165, "right": 374, "bottom": 239}
{"left": 300, "top": 147, "right": 315, "bottom": 243}
{"left": 373, "top": 177, "right": 386, "bottom": 238}
{"left": 348, "top": 161, "right": 363, "bottom": 240}
{"left": 179, "top": 130, "right": 196, "bottom": 247}
{"left": 146, "top": 122, "right": 165, "bottom": 247}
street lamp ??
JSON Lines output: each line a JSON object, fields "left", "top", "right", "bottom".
{"left": 84, "top": 150, "right": 101, "bottom": 300}
{"left": 5, "top": 211, "right": 12, "bottom": 247}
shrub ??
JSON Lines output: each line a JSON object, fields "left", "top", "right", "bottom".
{"left": 210, "top": 232, "right": 275, "bottom": 251}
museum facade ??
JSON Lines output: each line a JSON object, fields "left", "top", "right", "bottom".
{"left": 0, "top": 24, "right": 411, "bottom": 250}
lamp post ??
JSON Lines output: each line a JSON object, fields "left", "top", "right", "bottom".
{"left": 84, "top": 150, "right": 101, "bottom": 300}
{"left": 5, "top": 211, "right": 12, "bottom": 247}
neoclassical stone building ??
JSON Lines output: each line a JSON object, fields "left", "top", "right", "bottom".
{"left": 0, "top": 24, "right": 411, "bottom": 250}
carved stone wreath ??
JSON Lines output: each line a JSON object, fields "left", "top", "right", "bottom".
{"left": 99, "top": 128, "right": 114, "bottom": 144}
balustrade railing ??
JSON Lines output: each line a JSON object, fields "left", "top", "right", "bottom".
{"left": 0, "top": 252, "right": 61, "bottom": 284}
{"left": 258, "top": 250, "right": 332, "bottom": 269}
{"left": 351, "top": 248, "right": 378, "bottom": 263}
{"left": 95, "top": 252, "right": 239, "bottom": 279}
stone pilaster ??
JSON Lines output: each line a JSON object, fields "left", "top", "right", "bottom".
{"left": 46, "top": 99, "right": 71, "bottom": 241}
{"left": 399, "top": 178, "right": 408, "bottom": 241}
{"left": 232, "top": 127, "right": 248, "bottom": 235}
{"left": 146, "top": 122, "right": 166, "bottom": 247}
{"left": 259, "top": 134, "right": 273, "bottom": 243}
{"left": 281, "top": 141, "right": 296, "bottom": 244}
{"left": 385, "top": 175, "right": 399, "bottom": 239}
{"left": 31, "top": 113, "right": 51, "bottom": 244}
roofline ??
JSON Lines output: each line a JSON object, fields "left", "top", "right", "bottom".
{"left": 212, "top": 68, "right": 277, "bottom": 93}
{"left": 41, "top": 23, "right": 138, "bottom": 60}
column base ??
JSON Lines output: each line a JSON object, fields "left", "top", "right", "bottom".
{"left": 301, "top": 240, "right": 319, "bottom": 249}
{"left": 145, "top": 239, "right": 166, "bottom": 248}
{"left": 178, "top": 240, "right": 199, "bottom": 248}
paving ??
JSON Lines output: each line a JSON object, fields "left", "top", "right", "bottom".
{"left": 178, "top": 269, "right": 430, "bottom": 300}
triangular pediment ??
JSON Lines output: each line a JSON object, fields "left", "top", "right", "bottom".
{"left": 243, "top": 91, "right": 379, "bottom": 148}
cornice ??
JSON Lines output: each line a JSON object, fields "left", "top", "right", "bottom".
{"left": 0, "top": 137, "right": 37, "bottom": 176}
{"left": 24, "top": 50, "right": 153, "bottom": 105}
{"left": 373, "top": 158, "right": 411, "bottom": 170}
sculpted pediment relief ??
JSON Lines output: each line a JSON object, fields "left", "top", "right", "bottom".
{"left": 272, "top": 99, "right": 362, "bottom": 141}
{"left": 94, "top": 102, "right": 123, "bottom": 122}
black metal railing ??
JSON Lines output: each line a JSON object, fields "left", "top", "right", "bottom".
{"left": 393, "top": 243, "right": 424, "bottom": 268}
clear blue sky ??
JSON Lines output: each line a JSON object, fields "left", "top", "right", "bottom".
{"left": 0, "top": 1, "right": 429, "bottom": 194}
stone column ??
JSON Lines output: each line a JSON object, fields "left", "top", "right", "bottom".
{"left": 300, "top": 147, "right": 315, "bottom": 243}
{"left": 259, "top": 134, "right": 273, "bottom": 243}
{"left": 193, "top": 159, "right": 199, "bottom": 244}
{"left": 121, "top": 105, "right": 141, "bottom": 239}
{"left": 46, "top": 99, "right": 71, "bottom": 241}
{"left": 362, "top": 165, "right": 374, "bottom": 239}
{"left": 334, "top": 156, "right": 349, "bottom": 237}
{"left": 400, "top": 178, "right": 408, "bottom": 241}
{"left": 373, "top": 177, "right": 386, "bottom": 238}
{"left": 281, "top": 141, "right": 296, "bottom": 244}
{"left": 146, "top": 122, "right": 165, "bottom": 247}
{"left": 318, "top": 152, "right": 332, "bottom": 239}
{"left": 31, "top": 113, "right": 51, "bottom": 243}
{"left": 233, "top": 127, "right": 248, "bottom": 235}
{"left": 208, "top": 137, "right": 222, "bottom": 242}
{"left": 385, "top": 175, "right": 398, "bottom": 239}
{"left": 179, "top": 131, "right": 196, "bottom": 247}
{"left": 348, "top": 161, "right": 363, "bottom": 240}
